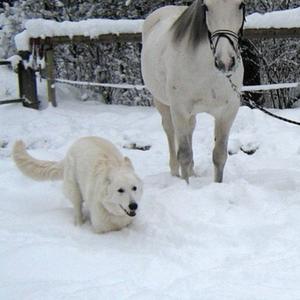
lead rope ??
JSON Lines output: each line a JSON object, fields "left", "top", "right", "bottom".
{"left": 227, "top": 76, "right": 300, "bottom": 126}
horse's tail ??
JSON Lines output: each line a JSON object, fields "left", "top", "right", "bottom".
{"left": 12, "top": 140, "right": 64, "bottom": 181}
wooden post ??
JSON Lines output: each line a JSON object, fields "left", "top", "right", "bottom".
{"left": 45, "top": 48, "right": 57, "bottom": 107}
{"left": 17, "top": 51, "right": 39, "bottom": 109}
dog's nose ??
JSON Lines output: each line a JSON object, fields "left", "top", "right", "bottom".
{"left": 128, "top": 202, "right": 138, "bottom": 211}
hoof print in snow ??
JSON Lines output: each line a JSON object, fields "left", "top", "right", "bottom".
{"left": 123, "top": 143, "right": 151, "bottom": 151}
{"left": 240, "top": 143, "right": 259, "bottom": 155}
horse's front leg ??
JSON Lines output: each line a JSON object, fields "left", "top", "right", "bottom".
{"left": 213, "top": 107, "right": 239, "bottom": 183}
{"left": 171, "top": 108, "right": 195, "bottom": 183}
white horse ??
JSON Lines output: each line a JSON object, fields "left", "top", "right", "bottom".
{"left": 141, "top": 0, "right": 245, "bottom": 183}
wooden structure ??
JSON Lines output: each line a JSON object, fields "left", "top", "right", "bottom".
{"left": 18, "top": 27, "right": 300, "bottom": 109}
{"left": 17, "top": 51, "right": 39, "bottom": 109}
{"left": 244, "top": 27, "right": 300, "bottom": 39}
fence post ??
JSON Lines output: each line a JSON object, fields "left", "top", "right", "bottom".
{"left": 17, "top": 51, "right": 39, "bottom": 109}
{"left": 45, "top": 47, "right": 57, "bottom": 107}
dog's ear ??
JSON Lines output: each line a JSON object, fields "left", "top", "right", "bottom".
{"left": 123, "top": 157, "right": 134, "bottom": 170}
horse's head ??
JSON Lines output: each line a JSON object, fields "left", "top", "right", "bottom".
{"left": 172, "top": 0, "right": 245, "bottom": 74}
{"left": 203, "top": 0, "right": 245, "bottom": 74}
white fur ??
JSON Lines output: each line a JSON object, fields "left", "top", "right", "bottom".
{"left": 12, "top": 137, "right": 143, "bottom": 233}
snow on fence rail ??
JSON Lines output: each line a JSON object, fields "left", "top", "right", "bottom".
{"left": 15, "top": 7, "right": 300, "bottom": 50}
{"left": 13, "top": 7, "right": 300, "bottom": 109}
{"left": 15, "top": 7, "right": 300, "bottom": 51}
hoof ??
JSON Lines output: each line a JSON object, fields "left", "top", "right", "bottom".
{"left": 171, "top": 170, "right": 180, "bottom": 177}
{"left": 74, "top": 215, "right": 85, "bottom": 226}
{"left": 181, "top": 174, "right": 190, "bottom": 184}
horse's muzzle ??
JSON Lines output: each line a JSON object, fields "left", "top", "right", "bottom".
{"left": 215, "top": 55, "right": 236, "bottom": 74}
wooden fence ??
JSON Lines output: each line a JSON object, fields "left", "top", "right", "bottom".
{"left": 15, "top": 27, "right": 300, "bottom": 109}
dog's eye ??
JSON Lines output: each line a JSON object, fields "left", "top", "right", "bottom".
{"left": 132, "top": 186, "right": 137, "bottom": 191}
{"left": 118, "top": 188, "right": 125, "bottom": 193}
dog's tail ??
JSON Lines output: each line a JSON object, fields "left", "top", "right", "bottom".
{"left": 12, "top": 140, "right": 64, "bottom": 181}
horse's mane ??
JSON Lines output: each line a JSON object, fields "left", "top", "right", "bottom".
{"left": 172, "top": 0, "right": 208, "bottom": 48}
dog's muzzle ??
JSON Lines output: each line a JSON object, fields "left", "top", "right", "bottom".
{"left": 120, "top": 203, "right": 138, "bottom": 217}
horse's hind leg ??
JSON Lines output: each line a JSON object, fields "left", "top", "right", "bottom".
{"left": 155, "top": 99, "right": 179, "bottom": 176}
{"left": 213, "top": 109, "right": 238, "bottom": 183}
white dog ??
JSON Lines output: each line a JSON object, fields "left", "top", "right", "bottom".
{"left": 12, "top": 136, "right": 143, "bottom": 233}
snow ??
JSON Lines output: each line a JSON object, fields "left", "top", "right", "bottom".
{"left": 245, "top": 7, "right": 300, "bottom": 29}
{"left": 15, "top": 8, "right": 300, "bottom": 51}
{"left": 14, "top": 31, "right": 30, "bottom": 52}
{"left": 6, "top": 55, "right": 22, "bottom": 70}
{"left": 1, "top": 66, "right": 300, "bottom": 299}
{"left": 15, "top": 18, "right": 144, "bottom": 51}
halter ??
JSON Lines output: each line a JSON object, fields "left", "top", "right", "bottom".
{"left": 206, "top": 5, "right": 246, "bottom": 55}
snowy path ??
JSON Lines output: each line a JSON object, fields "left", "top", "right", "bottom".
{"left": 1, "top": 68, "right": 300, "bottom": 299}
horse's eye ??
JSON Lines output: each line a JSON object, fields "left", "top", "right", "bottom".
{"left": 239, "top": 2, "right": 245, "bottom": 10}
{"left": 118, "top": 188, "right": 125, "bottom": 193}
{"left": 132, "top": 186, "right": 137, "bottom": 191}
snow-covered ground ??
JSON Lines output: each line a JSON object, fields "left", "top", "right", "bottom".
{"left": 1, "top": 66, "right": 300, "bottom": 299}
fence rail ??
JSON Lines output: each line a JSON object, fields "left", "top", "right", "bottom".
{"left": 55, "top": 77, "right": 299, "bottom": 93}
{"left": 243, "top": 27, "right": 300, "bottom": 39}
{"left": 31, "top": 33, "right": 142, "bottom": 47}
{"left": 29, "top": 27, "right": 300, "bottom": 48}
{"left": 0, "top": 61, "right": 11, "bottom": 66}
